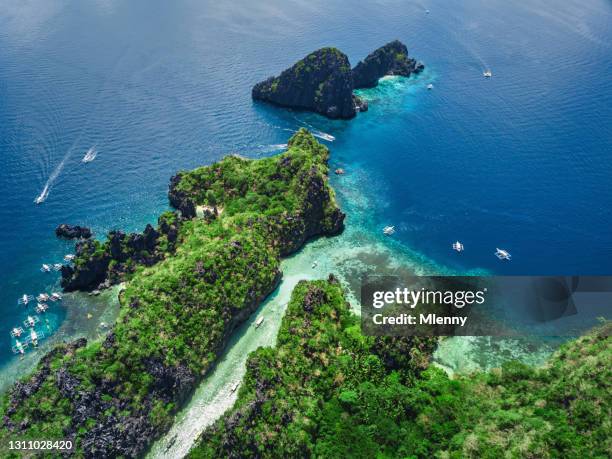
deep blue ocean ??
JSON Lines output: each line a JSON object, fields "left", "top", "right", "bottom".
{"left": 1, "top": 0, "right": 611, "bottom": 371}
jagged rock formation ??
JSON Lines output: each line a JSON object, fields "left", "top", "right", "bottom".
{"left": 60, "top": 216, "right": 178, "bottom": 292}
{"left": 55, "top": 224, "right": 92, "bottom": 239}
{"left": 252, "top": 48, "right": 359, "bottom": 119}
{"left": 252, "top": 40, "right": 422, "bottom": 118}
{"left": 352, "top": 40, "right": 424, "bottom": 89}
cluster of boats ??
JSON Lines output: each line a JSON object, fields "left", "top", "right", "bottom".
{"left": 40, "top": 254, "right": 74, "bottom": 273}
{"left": 382, "top": 227, "right": 512, "bottom": 261}
{"left": 12, "top": 291, "right": 63, "bottom": 355}
{"left": 452, "top": 241, "right": 511, "bottom": 260}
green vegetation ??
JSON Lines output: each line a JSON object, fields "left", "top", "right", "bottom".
{"left": 0, "top": 129, "right": 343, "bottom": 457}
{"left": 191, "top": 279, "right": 611, "bottom": 458}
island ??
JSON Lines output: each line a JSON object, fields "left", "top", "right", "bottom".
{"left": 0, "top": 129, "right": 344, "bottom": 457}
{"left": 190, "top": 278, "right": 610, "bottom": 458}
{"left": 252, "top": 40, "right": 423, "bottom": 119}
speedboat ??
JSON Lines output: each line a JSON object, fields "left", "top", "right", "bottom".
{"left": 452, "top": 241, "right": 464, "bottom": 252}
{"left": 483, "top": 70, "right": 492, "bottom": 78}
{"left": 36, "top": 303, "right": 49, "bottom": 314}
{"left": 312, "top": 261, "right": 318, "bottom": 269}
{"left": 64, "top": 254, "right": 76, "bottom": 262}
{"left": 41, "top": 264, "right": 51, "bottom": 272}
{"left": 10, "top": 327, "right": 23, "bottom": 338}
{"left": 82, "top": 147, "right": 97, "bottom": 163}
{"left": 427, "top": 83, "right": 434, "bottom": 90}
{"left": 334, "top": 168, "right": 345, "bottom": 175}
{"left": 53, "top": 263, "right": 63, "bottom": 271}
{"left": 383, "top": 226, "right": 395, "bottom": 236}
{"left": 50, "top": 292, "right": 63, "bottom": 301}
{"left": 24, "top": 315, "right": 39, "bottom": 328}
{"left": 37, "top": 293, "right": 50, "bottom": 302}
{"left": 495, "top": 248, "right": 511, "bottom": 260}
{"left": 255, "top": 316, "right": 264, "bottom": 328}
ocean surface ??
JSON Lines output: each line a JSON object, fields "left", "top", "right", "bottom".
{"left": 1, "top": 0, "right": 611, "bottom": 404}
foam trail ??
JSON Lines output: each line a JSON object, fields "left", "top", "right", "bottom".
{"left": 34, "top": 147, "right": 74, "bottom": 204}
{"left": 257, "top": 143, "right": 287, "bottom": 154}
{"left": 292, "top": 117, "right": 335, "bottom": 142}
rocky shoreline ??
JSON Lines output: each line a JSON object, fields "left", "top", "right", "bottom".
{"left": 252, "top": 40, "right": 423, "bottom": 119}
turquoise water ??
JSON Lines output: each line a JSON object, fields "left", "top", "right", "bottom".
{"left": 1, "top": 0, "right": 611, "bottom": 381}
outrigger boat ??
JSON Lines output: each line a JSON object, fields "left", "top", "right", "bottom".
{"left": 28, "top": 329, "right": 40, "bottom": 347}
{"left": 495, "top": 248, "right": 511, "bottom": 260}
{"left": 36, "top": 303, "right": 49, "bottom": 314}
{"left": 41, "top": 264, "right": 51, "bottom": 272}
{"left": 18, "top": 294, "right": 33, "bottom": 305}
{"left": 12, "top": 340, "right": 26, "bottom": 355}
{"left": 50, "top": 292, "right": 63, "bottom": 301}
{"left": 452, "top": 241, "right": 464, "bottom": 252}
{"left": 383, "top": 226, "right": 395, "bottom": 236}
{"left": 37, "top": 293, "right": 50, "bottom": 302}
{"left": 23, "top": 315, "right": 40, "bottom": 328}
{"left": 10, "top": 327, "right": 24, "bottom": 338}
{"left": 255, "top": 316, "right": 264, "bottom": 328}
{"left": 64, "top": 254, "right": 76, "bottom": 262}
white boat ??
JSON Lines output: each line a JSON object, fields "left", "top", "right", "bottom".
{"left": 495, "top": 248, "right": 511, "bottom": 260}
{"left": 452, "top": 241, "right": 464, "bottom": 252}
{"left": 41, "top": 264, "right": 51, "bottom": 272}
{"left": 483, "top": 70, "right": 492, "bottom": 78}
{"left": 24, "top": 315, "right": 40, "bottom": 328}
{"left": 53, "top": 263, "right": 63, "bottom": 271}
{"left": 82, "top": 147, "right": 97, "bottom": 163}
{"left": 29, "top": 329, "right": 39, "bottom": 347}
{"left": 10, "top": 327, "right": 24, "bottom": 338}
{"left": 50, "top": 292, "right": 63, "bottom": 301}
{"left": 255, "top": 316, "right": 264, "bottom": 328}
{"left": 36, "top": 303, "right": 49, "bottom": 314}
{"left": 64, "top": 254, "right": 76, "bottom": 262}
{"left": 230, "top": 382, "right": 240, "bottom": 393}
{"left": 427, "top": 83, "right": 434, "bottom": 90}
{"left": 12, "top": 340, "right": 26, "bottom": 355}
{"left": 18, "top": 294, "right": 33, "bottom": 305}
{"left": 37, "top": 293, "right": 50, "bottom": 302}
{"left": 426, "top": 9, "right": 430, "bottom": 14}
{"left": 383, "top": 226, "right": 395, "bottom": 236}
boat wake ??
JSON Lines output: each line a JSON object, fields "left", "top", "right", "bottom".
{"left": 81, "top": 146, "right": 97, "bottom": 163}
{"left": 34, "top": 145, "right": 75, "bottom": 204}
{"left": 311, "top": 130, "right": 335, "bottom": 142}
{"left": 291, "top": 118, "right": 335, "bottom": 142}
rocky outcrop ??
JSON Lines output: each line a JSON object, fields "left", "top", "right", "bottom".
{"left": 55, "top": 224, "right": 92, "bottom": 239}
{"left": 252, "top": 48, "right": 359, "bottom": 119}
{"left": 168, "top": 173, "right": 196, "bottom": 219}
{"left": 252, "top": 41, "right": 421, "bottom": 118}
{"left": 61, "top": 216, "right": 177, "bottom": 292}
{"left": 352, "top": 40, "right": 424, "bottom": 89}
